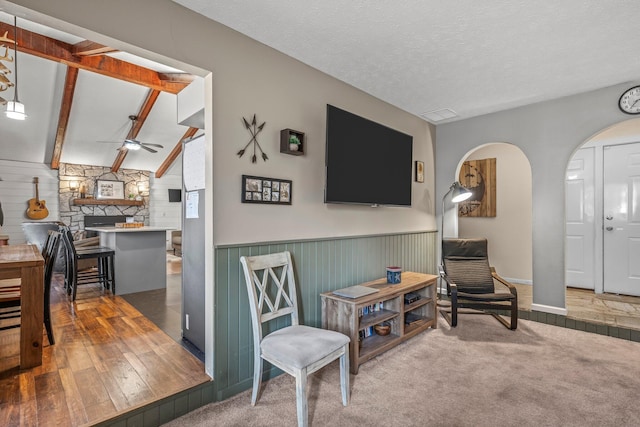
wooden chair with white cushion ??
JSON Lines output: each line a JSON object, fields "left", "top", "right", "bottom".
{"left": 240, "top": 251, "right": 350, "bottom": 427}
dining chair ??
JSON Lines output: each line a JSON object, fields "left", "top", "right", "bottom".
{"left": 240, "top": 251, "right": 350, "bottom": 427}
{"left": 60, "top": 226, "right": 115, "bottom": 300}
{"left": 0, "top": 230, "right": 60, "bottom": 345}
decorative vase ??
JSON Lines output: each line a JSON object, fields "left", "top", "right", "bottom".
{"left": 289, "top": 143, "right": 299, "bottom": 152}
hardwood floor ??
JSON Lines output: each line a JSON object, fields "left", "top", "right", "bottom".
{"left": 514, "top": 283, "right": 640, "bottom": 330}
{"left": 120, "top": 255, "right": 189, "bottom": 354}
{"left": 0, "top": 271, "right": 210, "bottom": 427}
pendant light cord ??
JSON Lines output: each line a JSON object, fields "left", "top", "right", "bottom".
{"left": 13, "top": 16, "right": 19, "bottom": 103}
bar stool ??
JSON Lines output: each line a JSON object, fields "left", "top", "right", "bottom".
{"left": 60, "top": 227, "right": 115, "bottom": 300}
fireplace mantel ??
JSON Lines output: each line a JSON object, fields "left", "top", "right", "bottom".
{"left": 73, "top": 199, "right": 143, "bottom": 206}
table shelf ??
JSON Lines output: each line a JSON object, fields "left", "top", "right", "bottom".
{"left": 321, "top": 272, "right": 437, "bottom": 374}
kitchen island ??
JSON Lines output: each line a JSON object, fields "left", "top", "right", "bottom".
{"left": 85, "top": 226, "right": 172, "bottom": 295}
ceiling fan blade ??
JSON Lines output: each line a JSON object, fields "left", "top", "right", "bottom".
{"left": 97, "top": 140, "right": 122, "bottom": 144}
{"left": 139, "top": 145, "right": 158, "bottom": 153}
{"left": 142, "top": 143, "right": 164, "bottom": 148}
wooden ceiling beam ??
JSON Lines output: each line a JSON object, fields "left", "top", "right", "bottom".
{"left": 50, "top": 66, "right": 79, "bottom": 169}
{"left": 72, "top": 40, "right": 118, "bottom": 57}
{"left": 0, "top": 22, "right": 193, "bottom": 94}
{"left": 111, "top": 89, "right": 161, "bottom": 172}
{"left": 155, "top": 127, "right": 199, "bottom": 178}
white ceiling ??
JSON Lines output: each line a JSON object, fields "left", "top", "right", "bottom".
{"left": 174, "top": 0, "right": 640, "bottom": 123}
{"left": 0, "top": 11, "right": 192, "bottom": 174}
{"left": 2, "top": 2, "right": 639, "bottom": 173}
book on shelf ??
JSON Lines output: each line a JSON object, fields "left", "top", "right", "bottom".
{"left": 358, "top": 301, "right": 384, "bottom": 317}
{"left": 404, "top": 312, "right": 422, "bottom": 325}
{"left": 358, "top": 302, "right": 389, "bottom": 338}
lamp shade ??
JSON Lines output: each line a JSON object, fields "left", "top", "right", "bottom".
{"left": 449, "top": 182, "right": 472, "bottom": 203}
{"left": 5, "top": 101, "right": 26, "bottom": 120}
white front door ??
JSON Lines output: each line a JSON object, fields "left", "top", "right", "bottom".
{"left": 603, "top": 142, "right": 640, "bottom": 296}
{"left": 565, "top": 147, "right": 595, "bottom": 289}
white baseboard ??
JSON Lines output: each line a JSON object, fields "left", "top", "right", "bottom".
{"left": 531, "top": 303, "right": 567, "bottom": 316}
{"left": 504, "top": 277, "right": 532, "bottom": 285}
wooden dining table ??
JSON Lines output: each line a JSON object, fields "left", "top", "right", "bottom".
{"left": 0, "top": 244, "right": 44, "bottom": 369}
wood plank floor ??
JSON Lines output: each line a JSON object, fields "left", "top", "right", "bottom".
{"left": 514, "top": 283, "right": 640, "bottom": 330}
{"left": 0, "top": 271, "right": 210, "bottom": 427}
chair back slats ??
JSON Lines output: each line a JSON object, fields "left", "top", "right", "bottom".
{"left": 43, "top": 230, "right": 61, "bottom": 344}
{"left": 57, "top": 224, "right": 115, "bottom": 299}
{"left": 241, "top": 251, "right": 299, "bottom": 343}
{"left": 442, "top": 238, "right": 495, "bottom": 294}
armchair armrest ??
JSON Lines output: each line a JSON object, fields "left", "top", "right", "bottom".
{"left": 491, "top": 267, "right": 518, "bottom": 297}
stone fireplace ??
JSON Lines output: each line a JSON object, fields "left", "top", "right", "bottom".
{"left": 58, "top": 163, "right": 150, "bottom": 236}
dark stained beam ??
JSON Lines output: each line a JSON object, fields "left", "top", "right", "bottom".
{"left": 110, "top": 89, "right": 161, "bottom": 172}
{"left": 72, "top": 40, "right": 118, "bottom": 57}
{"left": 155, "top": 127, "right": 199, "bottom": 178}
{"left": 51, "top": 66, "right": 79, "bottom": 169}
{"left": 0, "top": 22, "right": 193, "bottom": 94}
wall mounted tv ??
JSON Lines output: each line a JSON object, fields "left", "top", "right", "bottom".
{"left": 168, "top": 188, "right": 182, "bottom": 203}
{"left": 325, "top": 104, "right": 413, "bottom": 206}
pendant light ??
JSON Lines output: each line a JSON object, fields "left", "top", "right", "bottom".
{"left": 5, "top": 16, "right": 26, "bottom": 120}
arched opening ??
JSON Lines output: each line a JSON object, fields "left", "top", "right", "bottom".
{"left": 565, "top": 118, "right": 640, "bottom": 323}
{"left": 452, "top": 142, "right": 533, "bottom": 303}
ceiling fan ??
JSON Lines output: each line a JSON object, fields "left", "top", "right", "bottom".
{"left": 97, "top": 115, "right": 164, "bottom": 153}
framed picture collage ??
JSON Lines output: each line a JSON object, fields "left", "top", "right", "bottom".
{"left": 242, "top": 175, "right": 292, "bottom": 205}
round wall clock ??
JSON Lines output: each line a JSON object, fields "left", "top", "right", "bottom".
{"left": 618, "top": 86, "right": 640, "bottom": 114}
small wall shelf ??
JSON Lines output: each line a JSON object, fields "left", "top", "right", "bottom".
{"left": 73, "top": 198, "right": 143, "bottom": 206}
{"left": 280, "top": 128, "right": 305, "bottom": 156}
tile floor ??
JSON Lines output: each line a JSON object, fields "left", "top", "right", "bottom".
{"left": 514, "top": 283, "right": 640, "bottom": 331}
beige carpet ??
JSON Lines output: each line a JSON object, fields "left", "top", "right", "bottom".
{"left": 165, "top": 316, "right": 640, "bottom": 426}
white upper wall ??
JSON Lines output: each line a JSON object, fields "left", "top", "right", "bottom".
{"left": 8, "top": 0, "right": 437, "bottom": 246}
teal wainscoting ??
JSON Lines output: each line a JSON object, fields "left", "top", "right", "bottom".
{"left": 213, "top": 231, "right": 438, "bottom": 401}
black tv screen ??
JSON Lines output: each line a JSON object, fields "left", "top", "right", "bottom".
{"left": 325, "top": 105, "right": 413, "bottom": 206}
{"left": 168, "top": 189, "right": 182, "bottom": 203}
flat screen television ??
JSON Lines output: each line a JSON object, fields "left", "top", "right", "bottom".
{"left": 325, "top": 104, "right": 413, "bottom": 206}
{"left": 168, "top": 188, "right": 182, "bottom": 203}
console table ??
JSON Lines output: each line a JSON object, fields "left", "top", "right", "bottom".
{"left": 321, "top": 271, "right": 437, "bottom": 374}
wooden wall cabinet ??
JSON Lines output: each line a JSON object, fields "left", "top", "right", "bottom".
{"left": 321, "top": 272, "right": 437, "bottom": 374}
{"left": 280, "top": 128, "right": 305, "bottom": 156}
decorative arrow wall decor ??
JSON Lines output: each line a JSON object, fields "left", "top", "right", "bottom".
{"left": 237, "top": 114, "right": 268, "bottom": 163}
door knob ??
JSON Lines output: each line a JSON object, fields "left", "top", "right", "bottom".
{"left": 606, "top": 215, "right": 613, "bottom": 220}
{"left": 606, "top": 226, "right": 614, "bottom": 231}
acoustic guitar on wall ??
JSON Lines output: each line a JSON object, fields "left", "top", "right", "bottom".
{"left": 26, "top": 177, "right": 49, "bottom": 220}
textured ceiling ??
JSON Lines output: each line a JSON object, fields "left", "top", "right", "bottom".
{"left": 174, "top": 0, "right": 640, "bottom": 123}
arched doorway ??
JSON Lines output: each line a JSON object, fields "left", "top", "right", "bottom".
{"left": 456, "top": 142, "right": 533, "bottom": 285}
{"left": 566, "top": 118, "right": 640, "bottom": 296}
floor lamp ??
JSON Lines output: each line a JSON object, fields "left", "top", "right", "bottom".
{"left": 438, "top": 181, "right": 472, "bottom": 306}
